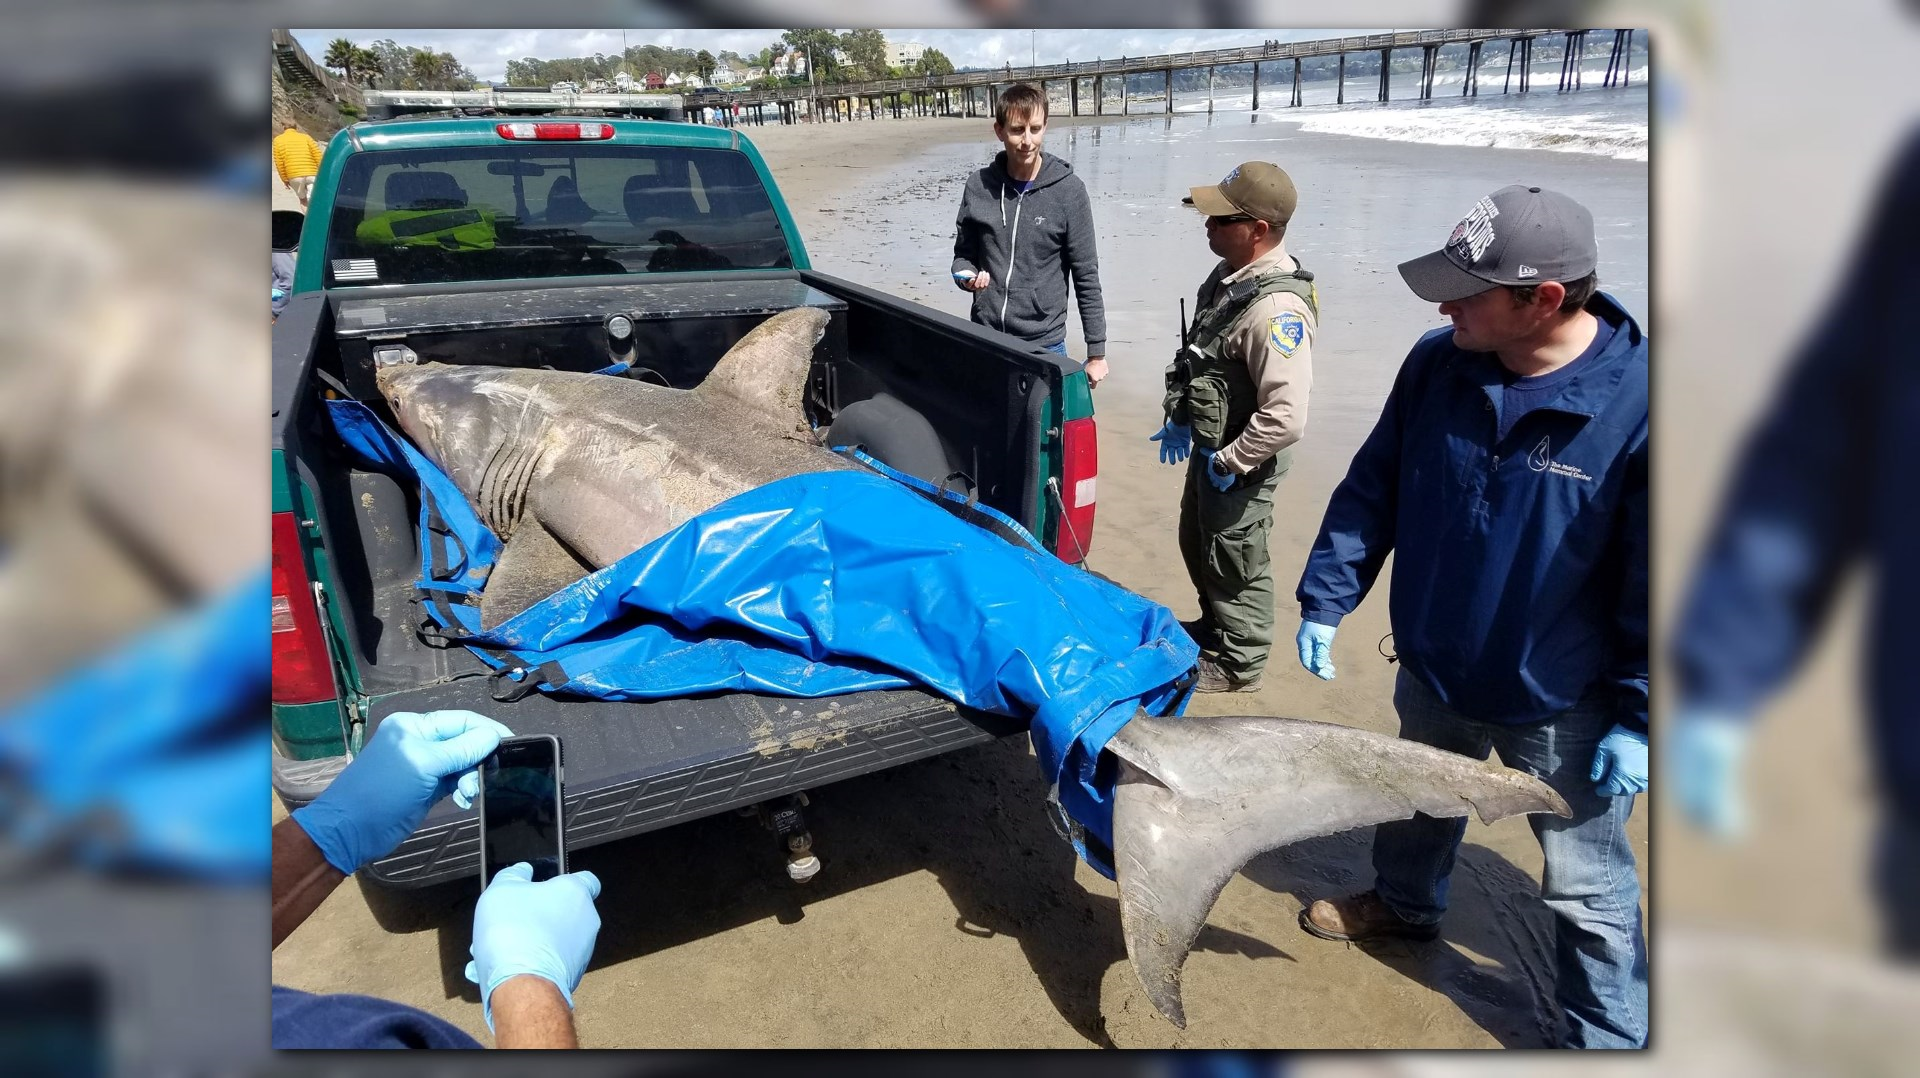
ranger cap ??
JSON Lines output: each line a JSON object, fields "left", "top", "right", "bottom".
{"left": 1183, "top": 161, "right": 1297, "bottom": 225}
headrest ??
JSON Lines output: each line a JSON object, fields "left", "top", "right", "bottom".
{"left": 383, "top": 170, "right": 466, "bottom": 211}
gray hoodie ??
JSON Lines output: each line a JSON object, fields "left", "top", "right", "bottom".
{"left": 950, "top": 151, "right": 1106, "bottom": 355}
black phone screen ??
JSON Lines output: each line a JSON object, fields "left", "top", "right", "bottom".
{"left": 480, "top": 736, "right": 563, "bottom": 885}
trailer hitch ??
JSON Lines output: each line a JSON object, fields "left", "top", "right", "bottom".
{"left": 740, "top": 792, "right": 820, "bottom": 882}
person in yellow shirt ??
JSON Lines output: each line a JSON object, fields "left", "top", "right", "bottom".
{"left": 273, "top": 122, "right": 325, "bottom": 206}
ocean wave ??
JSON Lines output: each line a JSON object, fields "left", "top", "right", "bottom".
{"left": 1272, "top": 101, "right": 1648, "bottom": 161}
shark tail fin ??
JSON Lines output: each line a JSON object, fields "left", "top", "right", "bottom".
{"left": 1104, "top": 714, "right": 1572, "bottom": 1028}
{"left": 692, "top": 305, "right": 828, "bottom": 433}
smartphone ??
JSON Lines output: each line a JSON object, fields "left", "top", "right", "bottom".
{"left": 952, "top": 269, "right": 976, "bottom": 283}
{"left": 477, "top": 734, "right": 566, "bottom": 885}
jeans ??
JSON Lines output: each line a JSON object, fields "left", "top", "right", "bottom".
{"left": 1372, "top": 668, "right": 1648, "bottom": 1049}
{"left": 1043, "top": 340, "right": 1068, "bottom": 356}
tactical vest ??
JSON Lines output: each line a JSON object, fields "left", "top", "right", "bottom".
{"left": 1163, "top": 261, "right": 1319, "bottom": 449}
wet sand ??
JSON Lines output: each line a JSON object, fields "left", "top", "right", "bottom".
{"left": 274, "top": 111, "right": 1650, "bottom": 1048}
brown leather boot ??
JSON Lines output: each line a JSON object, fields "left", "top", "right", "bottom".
{"left": 1299, "top": 890, "right": 1441, "bottom": 942}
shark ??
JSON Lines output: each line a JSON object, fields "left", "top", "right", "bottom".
{"left": 375, "top": 306, "right": 858, "bottom": 629}
{"left": 375, "top": 305, "right": 1571, "bottom": 1028}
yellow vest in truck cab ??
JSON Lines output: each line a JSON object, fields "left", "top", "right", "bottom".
{"left": 356, "top": 206, "right": 498, "bottom": 251}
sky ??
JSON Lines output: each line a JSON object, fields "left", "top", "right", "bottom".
{"left": 291, "top": 28, "right": 1377, "bottom": 84}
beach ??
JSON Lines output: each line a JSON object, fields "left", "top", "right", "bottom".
{"left": 273, "top": 101, "right": 1650, "bottom": 1048}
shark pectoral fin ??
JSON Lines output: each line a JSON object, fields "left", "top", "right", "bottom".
{"left": 1106, "top": 714, "right": 1572, "bottom": 1029}
{"left": 478, "top": 517, "right": 596, "bottom": 631}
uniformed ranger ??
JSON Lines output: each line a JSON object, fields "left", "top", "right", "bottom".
{"left": 1150, "top": 161, "right": 1318, "bottom": 693}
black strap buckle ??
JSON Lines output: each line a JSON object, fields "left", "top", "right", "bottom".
{"left": 487, "top": 660, "right": 567, "bottom": 703}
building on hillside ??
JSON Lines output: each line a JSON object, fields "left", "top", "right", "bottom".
{"left": 644, "top": 71, "right": 664, "bottom": 89}
{"left": 663, "top": 72, "right": 687, "bottom": 87}
{"left": 886, "top": 41, "right": 927, "bottom": 68}
{"left": 713, "top": 63, "right": 740, "bottom": 85}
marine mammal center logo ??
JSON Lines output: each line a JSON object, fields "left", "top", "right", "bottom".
{"left": 1527, "top": 435, "right": 1593, "bottom": 482}
{"left": 1222, "top": 165, "right": 1242, "bottom": 186}
{"left": 1448, "top": 197, "right": 1500, "bottom": 265}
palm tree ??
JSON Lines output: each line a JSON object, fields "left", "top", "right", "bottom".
{"left": 353, "top": 46, "right": 383, "bottom": 89}
{"left": 323, "top": 38, "right": 358, "bottom": 83}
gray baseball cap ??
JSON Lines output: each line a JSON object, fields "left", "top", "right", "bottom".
{"left": 1398, "top": 185, "right": 1597, "bottom": 302}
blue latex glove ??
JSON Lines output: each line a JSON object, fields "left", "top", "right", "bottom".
{"left": 1296, "top": 621, "right": 1337, "bottom": 680}
{"left": 1671, "top": 709, "right": 1751, "bottom": 839}
{"left": 291, "top": 710, "right": 514, "bottom": 874}
{"left": 466, "top": 862, "right": 603, "bottom": 1031}
{"left": 1590, "top": 723, "right": 1650, "bottom": 797}
{"left": 1150, "top": 421, "right": 1192, "bottom": 465}
{"left": 1199, "top": 448, "right": 1235, "bottom": 492}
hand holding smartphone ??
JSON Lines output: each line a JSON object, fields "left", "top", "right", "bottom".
{"left": 478, "top": 735, "right": 567, "bottom": 885}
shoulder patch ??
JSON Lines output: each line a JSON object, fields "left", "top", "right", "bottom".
{"left": 1270, "top": 312, "right": 1307, "bottom": 357}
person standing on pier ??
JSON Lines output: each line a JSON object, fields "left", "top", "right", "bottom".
{"left": 950, "top": 83, "right": 1109, "bottom": 388}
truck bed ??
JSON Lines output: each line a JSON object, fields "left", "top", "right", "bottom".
{"left": 273, "top": 271, "right": 1071, "bottom": 887}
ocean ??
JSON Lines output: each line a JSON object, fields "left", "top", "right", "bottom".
{"left": 785, "top": 69, "right": 1648, "bottom": 522}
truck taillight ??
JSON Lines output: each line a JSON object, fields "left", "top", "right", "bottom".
{"left": 495, "top": 121, "right": 612, "bottom": 140}
{"left": 272, "top": 512, "right": 336, "bottom": 704}
{"left": 1053, "top": 416, "right": 1097, "bottom": 563}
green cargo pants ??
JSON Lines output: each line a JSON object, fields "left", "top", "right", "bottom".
{"left": 1178, "top": 448, "right": 1291, "bottom": 681}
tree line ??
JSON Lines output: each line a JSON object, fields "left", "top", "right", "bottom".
{"left": 324, "top": 31, "right": 958, "bottom": 93}
{"left": 323, "top": 38, "right": 477, "bottom": 91}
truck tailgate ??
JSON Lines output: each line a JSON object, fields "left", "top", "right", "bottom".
{"left": 352, "top": 683, "right": 1022, "bottom": 887}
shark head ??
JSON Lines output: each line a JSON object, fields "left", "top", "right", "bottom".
{"left": 375, "top": 362, "right": 559, "bottom": 536}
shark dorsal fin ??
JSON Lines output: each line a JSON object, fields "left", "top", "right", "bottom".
{"left": 692, "top": 306, "right": 827, "bottom": 432}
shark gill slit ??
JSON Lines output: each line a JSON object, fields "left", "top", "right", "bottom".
{"left": 476, "top": 438, "right": 511, "bottom": 531}
{"left": 496, "top": 439, "right": 539, "bottom": 534}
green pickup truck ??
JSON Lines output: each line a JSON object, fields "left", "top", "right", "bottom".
{"left": 270, "top": 116, "right": 1100, "bottom": 886}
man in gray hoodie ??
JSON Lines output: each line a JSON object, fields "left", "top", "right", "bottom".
{"left": 950, "top": 84, "right": 1108, "bottom": 387}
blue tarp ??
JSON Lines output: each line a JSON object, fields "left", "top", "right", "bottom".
{"left": 331, "top": 400, "right": 1197, "bottom": 873}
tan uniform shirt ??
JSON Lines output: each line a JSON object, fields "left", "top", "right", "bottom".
{"left": 1202, "top": 242, "right": 1317, "bottom": 475}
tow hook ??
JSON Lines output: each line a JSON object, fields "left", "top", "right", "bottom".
{"left": 744, "top": 793, "right": 820, "bottom": 882}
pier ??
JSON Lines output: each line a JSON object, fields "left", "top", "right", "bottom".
{"left": 280, "top": 28, "right": 1643, "bottom": 130}
{"left": 689, "top": 28, "right": 1642, "bottom": 126}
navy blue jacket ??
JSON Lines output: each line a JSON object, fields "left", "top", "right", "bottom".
{"left": 1675, "top": 128, "right": 1920, "bottom": 817}
{"left": 1298, "top": 293, "right": 1649, "bottom": 730}
{"left": 272, "top": 986, "right": 481, "bottom": 1048}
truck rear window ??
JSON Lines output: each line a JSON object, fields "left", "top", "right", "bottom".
{"left": 322, "top": 144, "right": 791, "bottom": 286}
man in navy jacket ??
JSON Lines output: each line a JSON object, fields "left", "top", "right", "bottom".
{"left": 1292, "top": 186, "right": 1649, "bottom": 1048}
{"left": 1671, "top": 129, "right": 1920, "bottom": 958}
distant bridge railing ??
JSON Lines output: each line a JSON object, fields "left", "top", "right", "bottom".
{"left": 730, "top": 28, "right": 1546, "bottom": 104}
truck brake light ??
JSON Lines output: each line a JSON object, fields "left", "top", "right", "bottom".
{"left": 272, "top": 511, "right": 337, "bottom": 704}
{"left": 495, "top": 121, "right": 613, "bottom": 140}
{"left": 1053, "top": 416, "right": 1097, "bottom": 563}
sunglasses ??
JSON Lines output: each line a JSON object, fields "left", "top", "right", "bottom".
{"left": 1206, "top": 214, "right": 1257, "bottom": 227}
